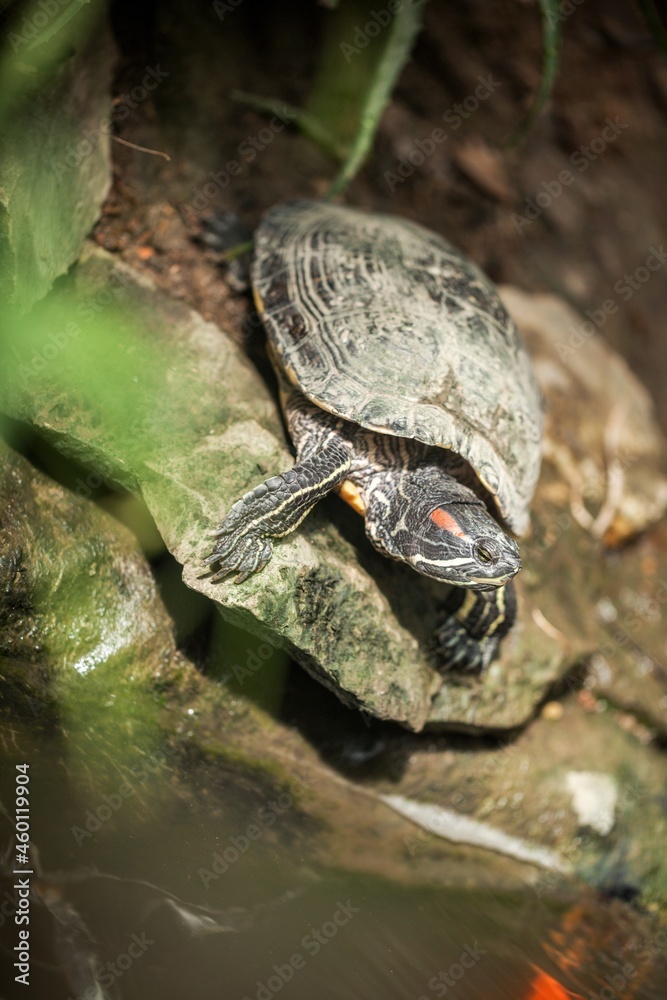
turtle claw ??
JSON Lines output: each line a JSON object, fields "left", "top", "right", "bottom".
{"left": 435, "top": 615, "right": 488, "bottom": 674}
{"left": 206, "top": 527, "right": 227, "bottom": 539}
{"left": 210, "top": 565, "right": 235, "bottom": 582}
{"left": 202, "top": 551, "right": 223, "bottom": 565}
{"left": 232, "top": 568, "right": 255, "bottom": 585}
{"left": 205, "top": 527, "right": 273, "bottom": 583}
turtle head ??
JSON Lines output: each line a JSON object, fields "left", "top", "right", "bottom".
{"left": 365, "top": 466, "right": 521, "bottom": 590}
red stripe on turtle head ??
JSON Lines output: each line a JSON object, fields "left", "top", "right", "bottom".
{"left": 430, "top": 507, "right": 467, "bottom": 538}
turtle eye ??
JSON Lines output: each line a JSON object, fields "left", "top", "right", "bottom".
{"left": 473, "top": 539, "right": 500, "bottom": 565}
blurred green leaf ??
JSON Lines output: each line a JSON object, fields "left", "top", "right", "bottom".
{"left": 0, "top": 273, "right": 169, "bottom": 476}
{"left": 639, "top": 0, "right": 667, "bottom": 56}
{"left": 0, "top": 0, "right": 112, "bottom": 313}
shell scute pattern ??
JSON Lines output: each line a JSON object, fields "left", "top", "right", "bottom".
{"left": 252, "top": 200, "right": 542, "bottom": 533}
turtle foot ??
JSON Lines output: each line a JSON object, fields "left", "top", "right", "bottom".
{"left": 205, "top": 534, "right": 273, "bottom": 583}
{"left": 435, "top": 618, "right": 499, "bottom": 674}
{"left": 435, "top": 583, "right": 515, "bottom": 673}
{"left": 199, "top": 212, "right": 254, "bottom": 292}
{"left": 204, "top": 515, "right": 273, "bottom": 584}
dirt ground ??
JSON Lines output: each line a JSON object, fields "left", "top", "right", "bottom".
{"left": 96, "top": 0, "right": 667, "bottom": 440}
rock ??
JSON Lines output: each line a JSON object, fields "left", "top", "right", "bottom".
{"left": 500, "top": 287, "right": 667, "bottom": 739}
{"left": 329, "top": 696, "right": 667, "bottom": 910}
{"left": 0, "top": 249, "right": 437, "bottom": 729}
{"left": 0, "top": 435, "right": 181, "bottom": 741}
{"left": 501, "top": 286, "right": 667, "bottom": 544}
{"left": 565, "top": 770, "right": 618, "bottom": 836}
{"left": 1, "top": 249, "right": 666, "bottom": 732}
{"left": 0, "top": 436, "right": 546, "bottom": 899}
{"left": 0, "top": 9, "right": 115, "bottom": 314}
{"left": 1, "top": 413, "right": 666, "bottom": 912}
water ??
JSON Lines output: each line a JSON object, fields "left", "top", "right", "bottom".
{"left": 0, "top": 709, "right": 665, "bottom": 1000}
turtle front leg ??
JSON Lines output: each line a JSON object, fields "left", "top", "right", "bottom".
{"left": 436, "top": 582, "right": 517, "bottom": 672}
{"left": 205, "top": 440, "right": 351, "bottom": 583}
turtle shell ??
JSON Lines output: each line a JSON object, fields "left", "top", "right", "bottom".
{"left": 251, "top": 200, "right": 542, "bottom": 534}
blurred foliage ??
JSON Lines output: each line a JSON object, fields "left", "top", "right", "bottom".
{"left": 230, "top": 0, "right": 427, "bottom": 198}
{"left": 325, "top": 0, "right": 427, "bottom": 197}
{"left": 0, "top": 0, "right": 102, "bottom": 118}
{"left": 0, "top": 0, "right": 111, "bottom": 314}
{"left": 0, "top": 281, "right": 166, "bottom": 472}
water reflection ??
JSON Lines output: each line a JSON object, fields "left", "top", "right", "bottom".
{"left": 0, "top": 714, "right": 665, "bottom": 1000}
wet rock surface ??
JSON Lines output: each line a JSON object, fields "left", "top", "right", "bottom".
{"left": 1, "top": 435, "right": 666, "bottom": 922}
{"left": 0, "top": 435, "right": 550, "bottom": 896}
{"left": 374, "top": 698, "right": 667, "bottom": 910}
{"left": 498, "top": 288, "right": 667, "bottom": 739}
{"left": 1, "top": 248, "right": 437, "bottom": 730}
{"left": 0, "top": 434, "right": 185, "bottom": 739}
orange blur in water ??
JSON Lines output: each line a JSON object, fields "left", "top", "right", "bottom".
{"left": 525, "top": 967, "right": 585, "bottom": 1000}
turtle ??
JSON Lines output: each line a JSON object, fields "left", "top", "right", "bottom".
{"left": 205, "top": 200, "right": 543, "bottom": 671}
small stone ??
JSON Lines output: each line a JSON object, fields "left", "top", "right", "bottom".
{"left": 595, "top": 598, "right": 618, "bottom": 623}
{"left": 565, "top": 770, "right": 617, "bottom": 836}
{"left": 541, "top": 701, "right": 564, "bottom": 721}
{"left": 578, "top": 690, "right": 599, "bottom": 713}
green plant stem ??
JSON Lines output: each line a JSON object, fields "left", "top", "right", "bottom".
{"left": 639, "top": 0, "right": 667, "bottom": 56}
{"left": 326, "top": 0, "right": 427, "bottom": 198}
{"left": 230, "top": 89, "right": 346, "bottom": 160}
{"left": 509, "top": 0, "right": 560, "bottom": 146}
{"left": 222, "top": 239, "right": 254, "bottom": 261}
{"left": 27, "top": 0, "right": 91, "bottom": 51}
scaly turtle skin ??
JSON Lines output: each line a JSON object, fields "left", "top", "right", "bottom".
{"left": 206, "top": 200, "right": 542, "bottom": 671}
